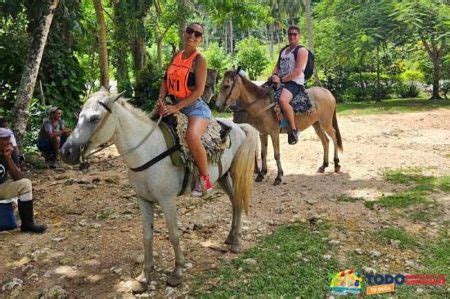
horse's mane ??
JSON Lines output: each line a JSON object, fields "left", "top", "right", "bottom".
{"left": 85, "top": 90, "right": 152, "bottom": 124}
{"left": 224, "top": 70, "right": 268, "bottom": 100}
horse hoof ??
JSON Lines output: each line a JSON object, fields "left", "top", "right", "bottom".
{"left": 317, "top": 166, "right": 325, "bottom": 173}
{"left": 335, "top": 166, "right": 341, "bottom": 173}
{"left": 255, "top": 174, "right": 264, "bottom": 182}
{"left": 230, "top": 244, "right": 241, "bottom": 253}
{"left": 167, "top": 275, "right": 182, "bottom": 287}
{"left": 273, "top": 178, "right": 282, "bottom": 185}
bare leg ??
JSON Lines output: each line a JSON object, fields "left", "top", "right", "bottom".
{"left": 279, "top": 89, "right": 295, "bottom": 131}
{"left": 186, "top": 117, "right": 209, "bottom": 176}
{"left": 50, "top": 136, "right": 61, "bottom": 159}
{"left": 218, "top": 173, "right": 242, "bottom": 253}
{"left": 159, "top": 198, "right": 185, "bottom": 286}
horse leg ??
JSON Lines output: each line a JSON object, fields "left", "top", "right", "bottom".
{"left": 132, "top": 198, "right": 155, "bottom": 292}
{"left": 159, "top": 198, "right": 185, "bottom": 287}
{"left": 218, "top": 172, "right": 242, "bottom": 253}
{"left": 322, "top": 124, "right": 341, "bottom": 173}
{"left": 313, "top": 122, "right": 329, "bottom": 173}
{"left": 271, "top": 133, "right": 283, "bottom": 185}
{"left": 255, "top": 133, "right": 268, "bottom": 182}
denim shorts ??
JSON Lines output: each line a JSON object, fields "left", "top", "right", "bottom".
{"left": 283, "top": 81, "right": 303, "bottom": 97}
{"left": 177, "top": 98, "right": 212, "bottom": 120}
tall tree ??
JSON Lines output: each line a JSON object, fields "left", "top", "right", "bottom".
{"left": 93, "top": 0, "right": 109, "bottom": 88}
{"left": 393, "top": 0, "right": 449, "bottom": 99}
{"left": 12, "top": 0, "right": 60, "bottom": 146}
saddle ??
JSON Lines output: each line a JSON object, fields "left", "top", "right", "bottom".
{"left": 262, "top": 81, "right": 316, "bottom": 117}
{"left": 151, "top": 112, "right": 231, "bottom": 195}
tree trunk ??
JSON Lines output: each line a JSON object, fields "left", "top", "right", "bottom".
{"left": 93, "top": 0, "right": 109, "bottom": 88}
{"left": 376, "top": 44, "right": 381, "bottom": 102}
{"left": 229, "top": 18, "right": 234, "bottom": 55}
{"left": 268, "top": 24, "right": 274, "bottom": 59}
{"left": 132, "top": 37, "right": 145, "bottom": 72}
{"left": 304, "top": 0, "right": 322, "bottom": 87}
{"left": 421, "top": 37, "right": 443, "bottom": 99}
{"left": 12, "top": 0, "right": 59, "bottom": 147}
{"left": 157, "top": 40, "right": 162, "bottom": 69}
{"left": 112, "top": 1, "right": 131, "bottom": 95}
{"left": 178, "top": 0, "right": 187, "bottom": 50}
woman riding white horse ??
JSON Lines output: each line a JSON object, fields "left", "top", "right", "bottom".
{"left": 60, "top": 88, "right": 258, "bottom": 289}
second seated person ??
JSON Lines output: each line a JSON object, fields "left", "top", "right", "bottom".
{"left": 156, "top": 22, "right": 213, "bottom": 197}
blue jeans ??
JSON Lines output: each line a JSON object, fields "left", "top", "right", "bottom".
{"left": 176, "top": 98, "right": 212, "bottom": 120}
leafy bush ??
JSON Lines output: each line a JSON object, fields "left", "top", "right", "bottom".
{"left": 133, "top": 63, "right": 164, "bottom": 112}
{"left": 395, "top": 83, "right": 420, "bottom": 98}
{"left": 203, "top": 42, "right": 232, "bottom": 81}
{"left": 236, "top": 37, "right": 269, "bottom": 80}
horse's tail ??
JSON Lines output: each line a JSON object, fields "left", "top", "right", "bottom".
{"left": 332, "top": 108, "right": 343, "bottom": 152}
{"left": 230, "top": 123, "right": 259, "bottom": 215}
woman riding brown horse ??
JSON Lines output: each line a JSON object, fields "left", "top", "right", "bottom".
{"left": 216, "top": 69, "right": 343, "bottom": 185}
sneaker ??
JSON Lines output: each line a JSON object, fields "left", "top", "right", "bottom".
{"left": 288, "top": 130, "right": 299, "bottom": 145}
{"left": 191, "top": 175, "right": 213, "bottom": 197}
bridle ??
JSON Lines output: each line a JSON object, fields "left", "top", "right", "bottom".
{"left": 223, "top": 68, "right": 275, "bottom": 116}
{"left": 80, "top": 94, "right": 164, "bottom": 170}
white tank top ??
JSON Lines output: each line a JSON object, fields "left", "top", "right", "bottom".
{"left": 279, "top": 46, "right": 305, "bottom": 85}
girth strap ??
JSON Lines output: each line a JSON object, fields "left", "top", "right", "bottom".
{"left": 129, "top": 143, "right": 181, "bottom": 172}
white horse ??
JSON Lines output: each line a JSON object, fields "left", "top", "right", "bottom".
{"left": 60, "top": 88, "right": 259, "bottom": 288}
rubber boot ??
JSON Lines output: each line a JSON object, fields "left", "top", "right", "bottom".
{"left": 18, "top": 200, "right": 47, "bottom": 233}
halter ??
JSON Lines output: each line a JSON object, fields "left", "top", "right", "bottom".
{"left": 224, "top": 69, "right": 275, "bottom": 116}
{"left": 81, "top": 95, "right": 167, "bottom": 172}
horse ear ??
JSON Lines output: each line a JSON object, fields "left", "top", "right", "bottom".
{"left": 113, "top": 91, "right": 126, "bottom": 103}
{"left": 236, "top": 66, "right": 242, "bottom": 76}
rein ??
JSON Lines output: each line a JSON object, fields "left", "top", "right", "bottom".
{"left": 225, "top": 72, "right": 275, "bottom": 117}
{"left": 82, "top": 101, "right": 164, "bottom": 168}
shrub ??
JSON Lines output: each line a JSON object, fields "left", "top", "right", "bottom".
{"left": 395, "top": 83, "right": 420, "bottom": 98}
{"left": 203, "top": 42, "right": 232, "bottom": 80}
{"left": 236, "top": 37, "right": 269, "bottom": 80}
{"left": 133, "top": 63, "right": 164, "bottom": 112}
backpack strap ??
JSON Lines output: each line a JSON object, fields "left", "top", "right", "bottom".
{"left": 276, "top": 45, "right": 290, "bottom": 70}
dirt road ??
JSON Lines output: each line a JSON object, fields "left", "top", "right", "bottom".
{"left": 0, "top": 108, "right": 449, "bottom": 297}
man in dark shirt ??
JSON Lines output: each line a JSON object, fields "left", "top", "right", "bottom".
{"left": 36, "top": 107, "right": 71, "bottom": 168}
{"left": 0, "top": 128, "right": 46, "bottom": 233}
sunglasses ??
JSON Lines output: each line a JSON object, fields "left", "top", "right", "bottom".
{"left": 288, "top": 32, "right": 298, "bottom": 37}
{"left": 186, "top": 27, "right": 203, "bottom": 38}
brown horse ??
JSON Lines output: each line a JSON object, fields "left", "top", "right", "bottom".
{"left": 216, "top": 69, "right": 343, "bottom": 185}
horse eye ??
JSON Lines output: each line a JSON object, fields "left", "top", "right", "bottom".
{"left": 90, "top": 116, "right": 100, "bottom": 123}
{"left": 223, "top": 85, "right": 230, "bottom": 89}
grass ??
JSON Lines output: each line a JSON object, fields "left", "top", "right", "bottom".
{"left": 337, "top": 98, "right": 450, "bottom": 116}
{"left": 211, "top": 97, "right": 450, "bottom": 119}
{"left": 375, "top": 227, "right": 420, "bottom": 250}
{"left": 367, "top": 168, "right": 449, "bottom": 209}
{"left": 193, "top": 222, "right": 339, "bottom": 297}
{"left": 336, "top": 195, "right": 364, "bottom": 202}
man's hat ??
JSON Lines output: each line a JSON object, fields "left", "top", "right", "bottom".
{"left": 0, "top": 128, "right": 13, "bottom": 138}
{"left": 49, "top": 106, "right": 60, "bottom": 114}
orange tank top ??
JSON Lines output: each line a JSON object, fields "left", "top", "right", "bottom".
{"left": 166, "top": 50, "right": 199, "bottom": 99}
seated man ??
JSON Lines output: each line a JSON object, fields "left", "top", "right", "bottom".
{"left": 270, "top": 25, "right": 310, "bottom": 145}
{"left": 0, "top": 117, "right": 21, "bottom": 161}
{"left": 36, "top": 107, "right": 71, "bottom": 168}
{"left": 0, "top": 128, "right": 46, "bottom": 233}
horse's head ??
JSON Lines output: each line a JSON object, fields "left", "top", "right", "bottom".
{"left": 60, "top": 87, "right": 124, "bottom": 165}
{"left": 216, "top": 68, "right": 243, "bottom": 112}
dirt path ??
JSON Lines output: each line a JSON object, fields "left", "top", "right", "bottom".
{"left": 1, "top": 109, "right": 449, "bottom": 297}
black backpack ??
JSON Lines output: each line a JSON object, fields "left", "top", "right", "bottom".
{"left": 277, "top": 45, "right": 315, "bottom": 81}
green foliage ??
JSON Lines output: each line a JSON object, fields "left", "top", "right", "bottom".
{"left": 133, "top": 63, "right": 164, "bottom": 112}
{"left": 395, "top": 83, "right": 420, "bottom": 98}
{"left": 203, "top": 42, "right": 232, "bottom": 80}
{"left": 236, "top": 37, "right": 269, "bottom": 80}
{"left": 193, "top": 222, "right": 339, "bottom": 297}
